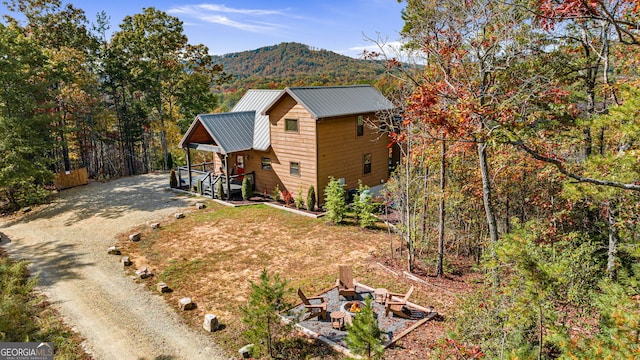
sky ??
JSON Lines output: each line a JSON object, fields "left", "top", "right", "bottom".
{"left": 43, "top": 1, "right": 408, "bottom": 58}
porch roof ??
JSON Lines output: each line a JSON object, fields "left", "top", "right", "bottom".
{"left": 178, "top": 111, "right": 255, "bottom": 154}
{"left": 263, "top": 85, "right": 395, "bottom": 120}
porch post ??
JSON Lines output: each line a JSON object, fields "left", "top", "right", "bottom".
{"left": 224, "top": 154, "right": 231, "bottom": 200}
{"left": 186, "top": 146, "right": 192, "bottom": 190}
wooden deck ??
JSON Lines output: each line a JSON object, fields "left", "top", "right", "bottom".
{"left": 176, "top": 166, "right": 252, "bottom": 199}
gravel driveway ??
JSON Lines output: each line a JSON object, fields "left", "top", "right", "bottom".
{"left": 0, "top": 173, "right": 227, "bottom": 360}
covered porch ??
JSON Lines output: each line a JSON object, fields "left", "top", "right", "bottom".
{"left": 177, "top": 111, "right": 257, "bottom": 200}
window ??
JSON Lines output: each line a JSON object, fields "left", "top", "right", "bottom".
{"left": 356, "top": 116, "right": 364, "bottom": 137}
{"left": 290, "top": 162, "right": 300, "bottom": 176}
{"left": 261, "top": 157, "right": 271, "bottom": 170}
{"left": 363, "top": 153, "right": 372, "bottom": 175}
{"left": 285, "top": 118, "right": 299, "bottom": 132}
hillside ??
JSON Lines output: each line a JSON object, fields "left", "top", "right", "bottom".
{"left": 212, "top": 42, "right": 389, "bottom": 109}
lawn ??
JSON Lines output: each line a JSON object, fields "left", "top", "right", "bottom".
{"left": 117, "top": 201, "right": 478, "bottom": 359}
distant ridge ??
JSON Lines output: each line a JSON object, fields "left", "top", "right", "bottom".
{"left": 213, "top": 42, "right": 385, "bottom": 89}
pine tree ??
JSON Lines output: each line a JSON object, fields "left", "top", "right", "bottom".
{"left": 240, "top": 269, "right": 292, "bottom": 358}
{"left": 294, "top": 186, "right": 304, "bottom": 209}
{"left": 306, "top": 185, "right": 316, "bottom": 211}
{"left": 241, "top": 177, "right": 251, "bottom": 200}
{"left": 345, "top": 296, "right": 384, "bottom": 359}
{"left": 324, "top": 177, "right": 347, "bottom": 223}
{"left": 356, "top": 182, "right": 377, "bottom": 228}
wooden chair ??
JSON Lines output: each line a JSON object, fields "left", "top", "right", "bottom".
{"left": 385, "top": 285, "right": 415, "bottom": 318}
{"left": 335, "top": 265, "right": 356, "bottom": 299}
{"left": 297, "top": 288, "right": 327, "bottom": 321}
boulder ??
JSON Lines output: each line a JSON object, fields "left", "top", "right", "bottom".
{"left": 174, "top": 212, "right": 185, "bottom": 219}
{"left": 203, "top": 314, "right": 219, "bottom": 332}
{"left": 135, "top": 266, "right": 153, "bottom": 279}
{"left": 150, "top": 222, "right": 160, "bottom": 229}
{"left": 195, "top": 202, "right": 206, "bottom": 210}
{"left": 156, "top": 282, "right": 171, "bottom": 293}
{"left": 121, "top": 256, "right": 132, "bottom": 266}
{"left": 238, "top": 344, "right": 254, "bottom": 359}
{"left": 129, "top": 233, "right": 141, "bottom": 242}
{"left": 178, "top": 297, "right": 196, "bottom": 311}
{"left": 107, "top": 246, "right": 121, "bottom": 255}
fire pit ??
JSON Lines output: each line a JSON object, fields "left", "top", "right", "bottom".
{"left": 341, "top": 300, "right": 364, "bottom": 316}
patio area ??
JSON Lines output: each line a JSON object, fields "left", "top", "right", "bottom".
{"left": 285, "top": 283, "right": 438, "bottom": 353}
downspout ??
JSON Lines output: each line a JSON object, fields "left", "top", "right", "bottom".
{"left": 225, "top": 154, "right": 231, "bottom": 200}
{"left": 315, "top": 117, "right": 319, "bottom": 208}
{"left": 186, "top": 146, "right": 192, "bottom": 191}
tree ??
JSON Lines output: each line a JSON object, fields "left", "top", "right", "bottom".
{"left": 355, "top": 182, "right": 377, "bottom": 228}
{"left": 559, "top": 253, "right": 640, "bottom": 358}
{"left": 345, "top": 296, "right": 384, "bottom": 359}
{"left": 450, "top": 222, "right": 602, "bottom": 358}
{"left": 436, "top": 138, "right": 446, "bottom": 277}
{"left": 324, "top": 177, "right": 347, "bottom": 224}
{"left": 0, "top": 24, "right": 55, "bottom": 208}
{"left": 4, "top": 0, "right": 105, "bottom": 174}
{"left": 241, "top": 176, "right": 251, "bottom": 200}
{"left": 294, "top": 186, "right": 304, "bottom": 209}
{"left": 306, "top": 185, "right": 316, "bottom": 211}
{"left": 240, "top": 269, "right": 292, "bottom": 359}
{"left": 106, "top": 7, "right": 229, "bottom": 172}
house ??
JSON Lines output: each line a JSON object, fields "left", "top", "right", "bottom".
{"left": 178, "top": 85, "right": 396, "bottom": 206}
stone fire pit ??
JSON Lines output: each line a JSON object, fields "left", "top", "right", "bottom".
{"left": 341, "top": 300, "right": 364, "bottom": 316}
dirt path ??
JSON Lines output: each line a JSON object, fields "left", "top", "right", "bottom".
{"left": 0, "top": 174, "right": 227, "bottom": 360}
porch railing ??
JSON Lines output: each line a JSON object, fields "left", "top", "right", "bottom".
{"left": 176, "top": 165, "right": 255, "bottom": 199}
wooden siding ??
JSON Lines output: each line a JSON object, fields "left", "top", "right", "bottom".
{"left": 189, "top": 122, "right": 216, "bottom": 144}
{"left": 317, "top": 113, "right": 389, "bottom": 203}
{"left": 243, "top": 148, "right": 281, "bottom": 195}
{"left": 267, "top": 96, "right": 319, "bottom": 203}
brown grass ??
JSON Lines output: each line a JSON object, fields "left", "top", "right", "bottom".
{"left": 117, "top": 202, "right": 480, "bottom": 359}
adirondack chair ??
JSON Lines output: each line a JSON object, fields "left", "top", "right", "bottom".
{"left": 297, "top": 288, "right": 327, "bottom": 321}
{"left": 335, "top": 265, "right": 356, "bottom": 299}
{"left": 385, "top": 285, "right": 415, "bottom": 318}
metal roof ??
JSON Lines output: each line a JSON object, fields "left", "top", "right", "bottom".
{"left": 232, "top": 89, "right": 281, "bottom": 151}
{"left": 263, "top": 85, "right": 394, "bottom": 119}
{"left": 183, "top": 111, "right": 255, "bottom": 154}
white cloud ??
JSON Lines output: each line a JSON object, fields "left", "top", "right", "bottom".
{"left": 168, "top": 3, "right": 289, "bottom": 33}
{"left": 348, "top": 41, "right": 406, "bottom": 57}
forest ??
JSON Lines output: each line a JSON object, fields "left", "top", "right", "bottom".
{"left": 379, "top": 0, "right": 640, "bottom": 358}
{"left": 1, "top": 0, "right": 640, "bottom": 358}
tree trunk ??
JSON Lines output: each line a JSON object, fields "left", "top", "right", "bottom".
{"left": 607, "top": 202, "right": 618, "bottom": 279}
{"left": 437, "top": 138, "right": 446, "bottom": 277}
{"left": 477, "top": 141, "right": 498, "bottom": 247}
{"left": 538, "top": 304, "right": 543, "bottom": 360}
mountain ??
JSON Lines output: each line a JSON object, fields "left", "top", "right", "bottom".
{"left": 212, "top": 42, "right": 389, "bottom": 109}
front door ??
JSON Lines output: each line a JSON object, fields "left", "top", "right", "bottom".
{"left": 236, "top": 155, "right": 245, "bottom": 180}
